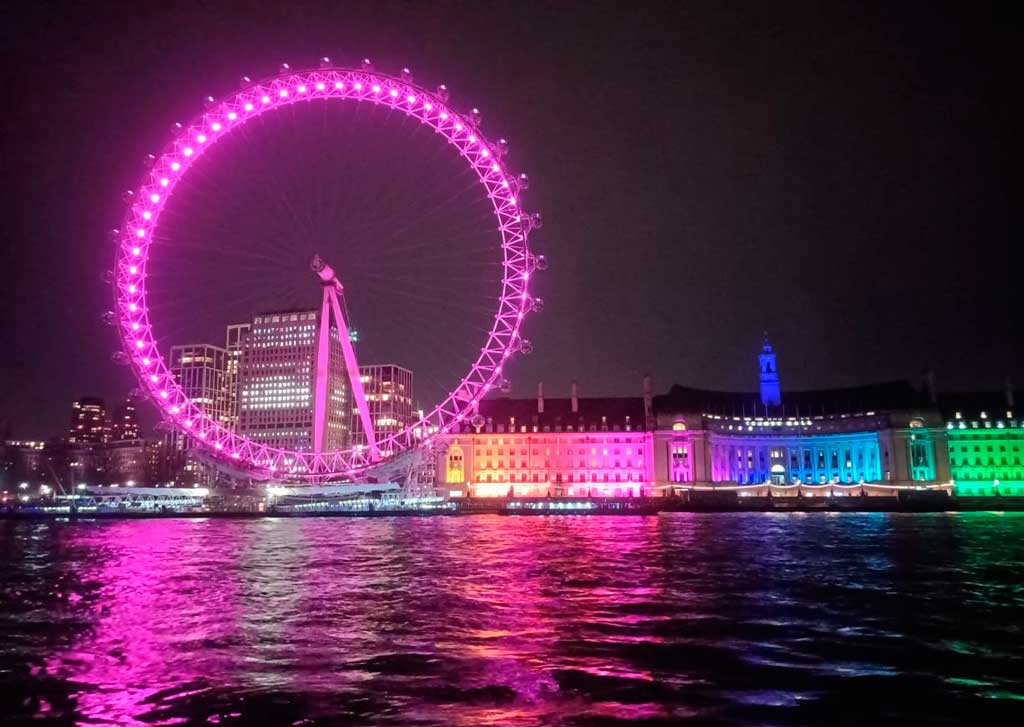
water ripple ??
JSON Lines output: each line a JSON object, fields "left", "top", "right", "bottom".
{"left": 2, "top": 513, "right": 1023, "bottom": 724}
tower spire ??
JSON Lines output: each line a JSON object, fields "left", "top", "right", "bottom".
{"left": 758, "top": 333, "right": 781, "bottom": 407}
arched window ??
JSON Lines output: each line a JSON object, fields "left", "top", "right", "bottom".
{"left": 672, "top": 421, "right": 687, "bottom": 432}
{"left": 445, "top": 444, "right": 465, "bottom": 484}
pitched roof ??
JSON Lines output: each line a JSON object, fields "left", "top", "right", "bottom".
{"left": 654, "top": 380, "right": 927, "bottom": 417}
{"left": 476, "top": 396, "right": 645, "bottom": 428}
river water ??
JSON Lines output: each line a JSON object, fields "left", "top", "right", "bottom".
{"left": 1, "top": 513, "right": 1022, "bottom": 725}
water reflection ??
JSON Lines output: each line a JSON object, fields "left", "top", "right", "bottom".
{"left": 0, "top": 513, "right": 1022, "bottom": 725}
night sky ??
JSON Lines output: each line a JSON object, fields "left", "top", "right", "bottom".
{"left": 1, "top": 1, "right": 1017, "bottom": 439}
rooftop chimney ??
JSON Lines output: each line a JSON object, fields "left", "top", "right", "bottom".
{"left": 537, "top": 381, "right": 544, "bottom": 414}
{"left": 643, "top": 374, "right": 654, "bottom": 429}
{"left": 922, "top": 369, "right": 937, "bottom": 405}
{"left": 1006, "top": 376, "right": 1015, "bottom": 410}
{"left": 571, "top": 380, "right": 579, "bottom": 413}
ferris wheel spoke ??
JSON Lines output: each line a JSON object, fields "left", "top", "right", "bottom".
{"left": 116, "top": 65, "right": 538, "bottom": 481}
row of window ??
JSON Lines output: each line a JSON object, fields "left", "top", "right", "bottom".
{"left": 473, "top": 472, "right": 644, "bottom": 484}
{"left": 950, "top": 457, "right": 1022, "bottom": 467}
{"left": 473, "top": 447, "right": 642, "bottom": 457}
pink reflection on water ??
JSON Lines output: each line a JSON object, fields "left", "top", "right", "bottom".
{"left": 40, "top": 516, "right": 683, "bottom": 725}
{"left": 45, "top": 520, "right": 251, "bottom": 724}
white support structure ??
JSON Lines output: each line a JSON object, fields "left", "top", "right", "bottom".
{"left": 310, "top": 255, "right": 380, "bottom": 462}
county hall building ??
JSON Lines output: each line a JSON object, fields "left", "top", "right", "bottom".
{"left": 436, "top": 339, "right": 958, "bottom": 497}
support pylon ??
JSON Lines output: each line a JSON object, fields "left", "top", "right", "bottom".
{"left": 310, "top": 255, "right": 380, "bottom": 462}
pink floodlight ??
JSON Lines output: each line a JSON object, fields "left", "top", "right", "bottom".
{"left": 113, "top": 63, "right": 540, "bottom": 483}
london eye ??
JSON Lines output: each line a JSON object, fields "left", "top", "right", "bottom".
{"left": 112, "top": 59, "right": 544, "bottom": 482}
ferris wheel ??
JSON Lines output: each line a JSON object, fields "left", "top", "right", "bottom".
{"left": 111, "top": 59, "right": 545, "bottom": 482}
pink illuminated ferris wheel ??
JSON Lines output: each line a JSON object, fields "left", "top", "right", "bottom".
{"left": 112, "top": 60, "right": 544, "bottom": 482}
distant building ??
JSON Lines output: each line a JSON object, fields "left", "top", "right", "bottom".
{"left": 110, "top": 399, "right": 141, "bottom": 441}
{"left": 238, "top": 309, "right": 351, "bottom": 452}
{"left": 144, "top": 438, "right": 174, "bottom": 486}
{"left": 225, "top": 323, "right": 251, "bottom": 431}
{"left": 68, "top": 397, "right": 107, "bottom": 444}
{"left": 354, "top": 364, "right": 415, "bottom": 454}
{"left": 3, "top": 440, "right": 49, "bottom": 486}
{"left": 168, "top": 344, "right": 232, "bottom": 487}
{"left": 106, "top": 439, "right": 145, "bottom": 485}
{"left": 66, "top": 442, "right": 107, "bottom": 487}
{"left": 169, "top": 344, "right": 231, "bottom": 426}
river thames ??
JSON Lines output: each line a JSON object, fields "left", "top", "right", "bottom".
{"left": 2, "top": 513, "right": 1022, "bottom": 725}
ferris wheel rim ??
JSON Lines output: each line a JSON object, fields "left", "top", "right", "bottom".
{"left": 113, "top": 64, "right": 538, "bottom": 481}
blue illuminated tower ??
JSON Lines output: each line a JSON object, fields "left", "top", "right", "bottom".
{"left": 758, "top": 333, "right": 781, "bottom": 407}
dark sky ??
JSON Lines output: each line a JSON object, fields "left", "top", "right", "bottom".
{"left": 1, "top": 0, "right": 1017, "bottom": 439}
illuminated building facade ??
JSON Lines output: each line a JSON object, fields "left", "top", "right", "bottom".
{"left": 238, "top": 309, "right": 351, "bottom": 451}
{"left": 169, "top": 344, "right": 231, "bottom": 426}
{"left": 941, "top": 387, "right": 1023, "bottom": 496}
{"left": 653, "top": 381, "right": 949, "bottom": 487}
{"left": 655, "top": 342, "right": 950, "bottom": 488}
{"left": 436, "top": 342, "right": 956, "bottom": 496}
{"left": 438, "top": 382, "right": 656, "bottom": 497}
{"left": 68, "top": 397, "right": 107, "bottom": 444}
{"left": 168, "top": 344, "right": 232, "bottom": 486}
{"left": 354, "top": 364, "right": 415, "bottom": 453}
